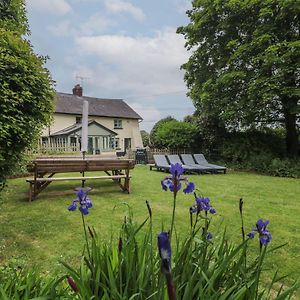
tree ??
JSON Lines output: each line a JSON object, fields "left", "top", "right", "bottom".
{"left": 177, "top": 0, "right": 299, "bottom": 157}
{"left": 183, "top": 114, "right": 195, "bottom": 123}
{"left": 0, "top": 0, "right": 55, "bottom": 188}
{"left": 140, "top": 130, "right": 150, "bottom": 147}
{"left": 154, "top": 120, "right": 197, "bottom": 149}
{"left": 150, "top": 116, "right": 176, "bottom": 147}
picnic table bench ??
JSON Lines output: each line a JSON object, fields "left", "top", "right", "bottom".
{"left": 26, "top": 158, "right": 135, "bottom": 201}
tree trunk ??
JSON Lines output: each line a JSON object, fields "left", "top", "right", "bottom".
{"left": 284, "top": 109, "right": 299, "bottom": 157}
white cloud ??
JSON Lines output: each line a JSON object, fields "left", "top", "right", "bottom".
{"left": 105, "top": 0, "right": 145, "bottom": 21}
{"left": 47, "top": 13, "right": 114, "bottom": 37}
{"left": 80, "top": 13, "right": 114, "bottom": 35}
{"left": 129, "top": 103, "right": 162, "bottom": 132}
{"left": 27, "top": 0, "right": 72, "bottom": 15}
{"left": 47, "top": 21, "right": 74, "bottom": 37}
{"left": 130, "top": 103, "right": 161, "bottom": 122}
{"left": 75, "top": 28, "right": 189, "bottom": 95}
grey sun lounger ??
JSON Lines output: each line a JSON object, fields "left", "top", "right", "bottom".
{"left": 152, "top": 154, "right": 171, "bottom": 171}
{"left": 180, "top": 154, "right": 215, "bottom": 173}
{"left": 193, "top": 154, "right": 227, "bottom": 174}
{"left": 167, "top": 154, "right": 200, "bottom": 173}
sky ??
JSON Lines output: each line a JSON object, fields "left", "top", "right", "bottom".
{"left": 26, "top": 0, "right": 195, "bottom": 132}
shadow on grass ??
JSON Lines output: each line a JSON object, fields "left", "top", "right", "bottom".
{"left": 21, "top": 178, "right": 130, "bottom": 202}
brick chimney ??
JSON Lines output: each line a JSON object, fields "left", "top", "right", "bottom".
{"left": 72, "top": 84, "right": 83, "bottom": 97}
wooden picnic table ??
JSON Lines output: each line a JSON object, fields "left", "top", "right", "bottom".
{"left": 26, "top": 157, "right": 135, "bottom": 201}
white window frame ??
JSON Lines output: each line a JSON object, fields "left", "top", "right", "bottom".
{"left": 114, "top": 119, "right": 123, "bottom": 129}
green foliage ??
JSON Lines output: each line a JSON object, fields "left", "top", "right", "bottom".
{"left": 153, "top": 120, "right": 198, "bottom": 149}
{"left": 0, "top": 263, "right": 67, "bottom": 299}
{"left": 2, "top": 167, "right": 300, "bottom": 292}
{"left": 150, "top": 116, "right": 176, "bottom": 147}
{"left": 0, "top": 0, "right": 28, "bottom": 33}
{"left": 222, "top": 130, "right": 285, "bottom": 162}
{"left": 59, "top": 200, "right": 298, "bottom": 299}
{"left": 183, "top": 114, "right": 195, "bottom": 123}
{"left": 227, "top": 154, "right": 300, "bottom": 178}
{"left": 0, "top": 1, "right": 55, "bottom": 188}
{"left": 178, "top": 0, "right": 300, "bottom": 156}
{"left": 1, "top": 207, "right": 298, "bottom": 299}
{"left": 268, "top": 158, "right": 300, "bottom": 178}
{"left": 193, "top": 114, "right": 227, "bottom": 157}
{"left": 221, "top": 130, "right": 300, "bottom": 177}
{"left": 140, "top": 130, "right": 150, "bottom": 147}
{"left": 61, "top": 215, "right": 159, "bottom": 299}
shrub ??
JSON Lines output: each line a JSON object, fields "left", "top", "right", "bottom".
{"left": 221, "top": 130, "right": 300, "bottom": 178}
{"left": 154, "top": 120, "right": 198, "bottom": 149}
{"left": 150, "top": 116, "right": 176, "bottom": 148}
{"left": 268, "top": 158, "right": 300, "bottom": 178}
{"left": 0, "top": 1, "right": 54, "bottom": 189}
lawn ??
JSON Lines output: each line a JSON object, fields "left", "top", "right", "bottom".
{"left": 0, "top": 165, "right": 299, "bottom": 286}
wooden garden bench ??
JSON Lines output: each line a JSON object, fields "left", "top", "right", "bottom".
{"left": 26, "top": 158, "right": 135, "bottom": 201}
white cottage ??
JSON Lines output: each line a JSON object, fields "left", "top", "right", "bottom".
{"left": 42, "top": 84, "right": 143, "bottom": 154}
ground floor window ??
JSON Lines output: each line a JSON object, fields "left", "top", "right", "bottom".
{"left": 42, "top": 135, "right": 116, "bottom": 154}
{"left": 70, "top": 136, "right": 77, "bottom": 144}
{"left": 113, "top": 138, "right": 120, "bottom": 149}
{"left": 41, "top": 137, "right": 48, "bottom": 145}
{"left": 87, "top": 135, "right": 115, "bottom": 154}
{"left": 51, "top": 137, "right": 67, "bottom": 145}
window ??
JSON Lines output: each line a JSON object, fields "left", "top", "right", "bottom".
{"left": 76, "top": 117, "right": 82, "bottom": 124}
{"left": 114, "top": 138, "right": 120, "bottom": 149}
{"left": 114, "top": 119, "right": 122, "bottom": 129}
{"left": 70, "top": 137, "right": 77, "bottom": 144}
{"left": 41, "top": 137, "right": 48, "bottom": 145}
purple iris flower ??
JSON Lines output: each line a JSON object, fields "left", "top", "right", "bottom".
{"left": 161, "top": 163, "right": 195, "bottom": 194}
{"left": 67, "top": 187, "right": 93, "bottom": 215}
{"left": 79, "top": 206, "right": 89, "bottom": 215}
{"left": 246, "top": 231, "right": 255, "bottom": 239}
{"left": 209, "top": 207, "right": 216, "bottom": 214}
{"left": 190, "top": 196, "right": 216, "bottom": 215}
{"left": 157, "top": 231, "right": 171, "bottom": 274}
{"left": 207, "top": 232, "right": 213, "bottom": 240}
{"left": 183, "top": 182, "right": 195, "bottom": 194}
{"left": 247, "top": 219, "right": 272, "bottom": 246}
{"left": 170, "top": 163, "right": 184, "bottom": 177}
{"left": 68, "top": 202, "right": 77, "bottom": 211}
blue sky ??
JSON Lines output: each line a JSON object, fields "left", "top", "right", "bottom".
{"left": 26, "top": 0, "right": 195, "bottom": 132}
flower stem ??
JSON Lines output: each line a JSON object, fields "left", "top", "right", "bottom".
{"left": 170, "top": 189, "right": 177, "bottom": 239}
{"left": 166, "top": 272, "right": 176, "bottom": 300}
{"left": 81, "top": 213, "right": 91, "bottom": 259}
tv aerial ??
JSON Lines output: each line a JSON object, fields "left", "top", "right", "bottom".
{"left": 75, "top": 75, "right": 90, "bottom": 86}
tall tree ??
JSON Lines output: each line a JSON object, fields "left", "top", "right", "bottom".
{"left": 140, "top": 130, "right": 150, "bottom": 147}
{"left": 0, "top": 0, "right": 55, "bottom": 188}
{"left": 178, "top": 0, "right": 299, "bottom": 157}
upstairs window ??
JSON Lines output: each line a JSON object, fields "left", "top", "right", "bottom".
{"left": 114, "top": 119, "right": 122, "bottom": 129}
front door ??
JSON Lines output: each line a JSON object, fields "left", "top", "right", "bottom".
{"left": 124, "top": 138, "right": 131, "bottom": 151}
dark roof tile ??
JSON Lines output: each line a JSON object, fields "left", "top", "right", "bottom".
{"left": 55, "top": 92, "right": 142, "bottom": 120}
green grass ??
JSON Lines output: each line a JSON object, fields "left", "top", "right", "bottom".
{"left": 0, "top": 165, "right": 299, "bottom": 286}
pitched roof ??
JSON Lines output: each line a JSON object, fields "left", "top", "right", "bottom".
{"left": 55, "top": 92, "right": 142, "bottom": 120}
{"left": 50, "top": 120, "right": 117, "bottom": 137}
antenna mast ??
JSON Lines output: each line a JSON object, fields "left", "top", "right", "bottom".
{"left": 75, "top": 75, "right": 89, "bottom": 86}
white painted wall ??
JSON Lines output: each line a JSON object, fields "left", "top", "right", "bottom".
{"left": 42, "top": 113, "right": 144, "bottom": 151}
